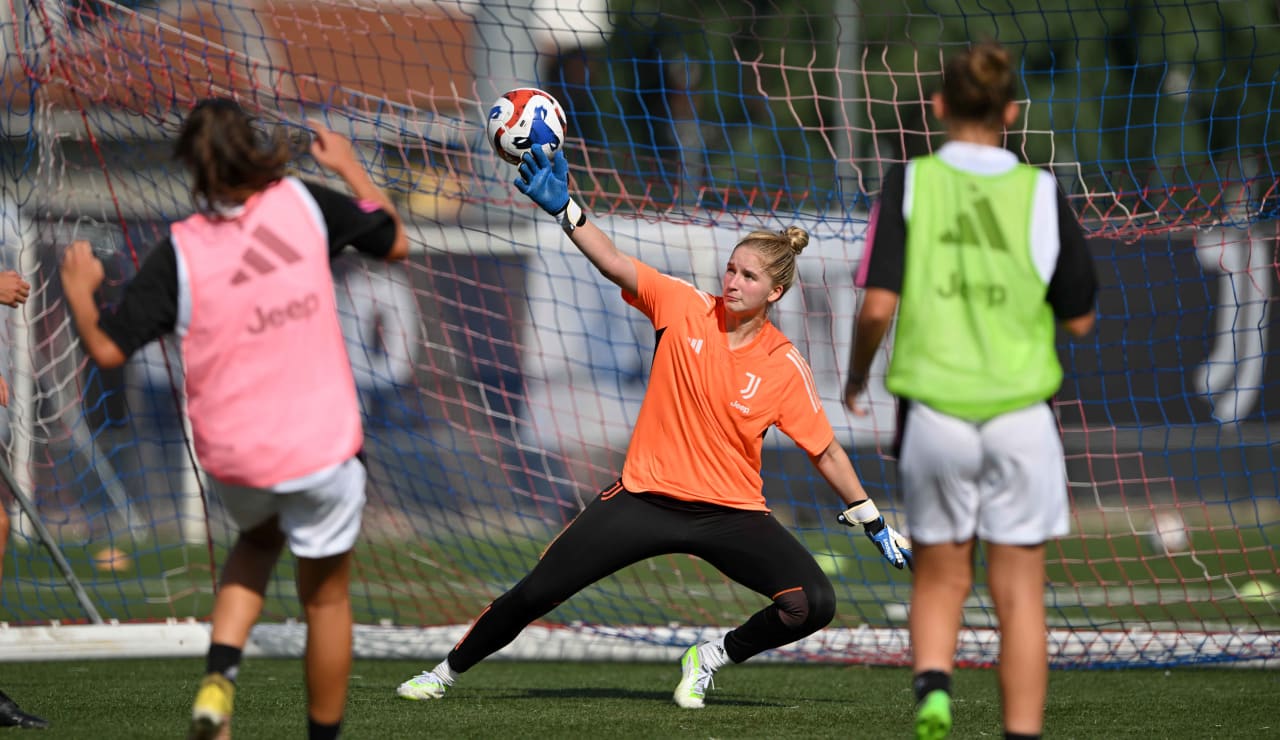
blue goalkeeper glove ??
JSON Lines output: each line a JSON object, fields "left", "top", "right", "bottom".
{"left": 514, "top": 147, "right": 586, "bottom": 232}
{"left": 837, "top": 500, "right": 914, "bottom": 570}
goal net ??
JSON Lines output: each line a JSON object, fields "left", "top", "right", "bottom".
{"left": 0, "top": 0, "right": 1276, "bottom": 667}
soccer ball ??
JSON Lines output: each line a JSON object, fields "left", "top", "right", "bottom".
{"left": 485, "top": 88, "right": 567, "bottom": 165}
{"left": 1148, "top": 511, "right": 1189, "bottom": 554}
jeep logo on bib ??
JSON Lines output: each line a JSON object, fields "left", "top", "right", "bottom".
{"left": 247, "top": 293, "right": 321, "bottom": 334}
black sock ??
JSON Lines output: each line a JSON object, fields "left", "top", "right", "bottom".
{"left": 205, "top": 643, "right": 243, "bottom": 683}
{"left": 1005, "top": 733, "right": 1040, "bottom": 740}
{"left": 308, "top": 717, "right": 341, "bottom": 740}
{"left": 912, "top": 670, "right": 952, "bottom": 703}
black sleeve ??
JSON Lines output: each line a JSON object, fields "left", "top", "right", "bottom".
{"left": 98, "top": 238, "right": 179, "bottom": 358}
{"left": 1045, "top": 189, "right": 1099, "bottom": 320}
{"left": 862, "top": 163, "right": 906, "bottom": 293}
{"left": 301, "top": 180, "right": 397, "bottom": 259}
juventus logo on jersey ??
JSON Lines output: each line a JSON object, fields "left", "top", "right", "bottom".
{"left": 739, "top": 372, "right": 761, "bottom": 399}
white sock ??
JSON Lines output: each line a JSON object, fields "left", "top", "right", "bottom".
{"left": 432, "top": 659, "right": 458, "bottom": 685}
{"left": 698, "top": 637, "right": 730, "bottom": 672}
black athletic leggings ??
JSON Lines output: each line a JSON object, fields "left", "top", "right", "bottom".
{"left": 448, "top": 481, "right": 836, "bottom": 671}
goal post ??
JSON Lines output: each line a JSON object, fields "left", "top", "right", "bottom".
{"left": 0, "top": 0, "right": 1276, "bottom": 668}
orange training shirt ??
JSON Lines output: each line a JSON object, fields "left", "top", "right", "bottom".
{"left": 619, "top": 258, "right": 836, "bottom": 511}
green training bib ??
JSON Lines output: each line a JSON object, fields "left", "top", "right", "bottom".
{"left": 886, "top": 155, "right": 1062, "bottom": 421}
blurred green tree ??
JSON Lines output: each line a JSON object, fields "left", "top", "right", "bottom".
{"left": 604, "top": 0, "right": 841, "bottom": 211}
{"left": 597, "top": 1, "right": 1280, "bottom": 223}
{"left": 852, "top": 0, "right": 1280, "bottom": 224}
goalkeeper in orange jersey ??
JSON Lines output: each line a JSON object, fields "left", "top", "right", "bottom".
{"left": 60, "top": 98, "right": 408, "bottom": 740}
{"left": 397, "top": 145, "right": 911, "bottom": 710}
{"left": 844, "top": 41, "right": 1098, "bottom": 740}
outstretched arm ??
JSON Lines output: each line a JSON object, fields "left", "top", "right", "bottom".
{"left": 560, "top": 220, "right": 637, "bottom": 295}
{"left": 515, "top": 147, "right": 637, "bottom": 294}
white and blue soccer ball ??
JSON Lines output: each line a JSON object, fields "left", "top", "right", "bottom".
{"left": 486, "top": 87, "right": 567, "bottom": 165}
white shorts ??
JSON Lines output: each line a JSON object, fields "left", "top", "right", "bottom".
{"left": 898, "top": 402, "right": 1069, "bottom": 546}
{"left": 216, "top": 457, "right": 367, "bottom": 559}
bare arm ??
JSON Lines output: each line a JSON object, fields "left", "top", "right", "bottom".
{"left": 811, "top": 436, "right": 912, "bottom": 569}
{"left": 60, "top": 241, "right": 128, "bottom": 369}
{"left": 844, "top": 287, "right": 898, "bottom": 412}
{"left": 310, "top": 124, "right": 409, "bottom": 261}
{"left": 565, "top": 220, "right": 638, "bottom": 294}
{"left": 808, "top": 437, "right": 871, "bottom": 506}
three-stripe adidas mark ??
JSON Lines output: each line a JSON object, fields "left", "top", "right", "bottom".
{"left": 940, "top": 191, "right": 1008, "bottom": 253}
{"left": 231, "top": 225, "right": 303, "bottom": 285}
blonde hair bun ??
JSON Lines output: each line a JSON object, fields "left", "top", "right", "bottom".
{"left": 784, "top": 225, "right": 809, "bottom": 255}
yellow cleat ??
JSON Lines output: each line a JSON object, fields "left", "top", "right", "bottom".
{"left": 188, "top": 673, "right": 235, "bottom": 740}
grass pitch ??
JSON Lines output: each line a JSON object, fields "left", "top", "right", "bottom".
{"left": 3, "top": 657, "right": 1276, "bottom": 738}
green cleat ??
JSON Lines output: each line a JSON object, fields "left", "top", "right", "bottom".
{"left": 915, "top": 689, "right": 952, "bottom": 740}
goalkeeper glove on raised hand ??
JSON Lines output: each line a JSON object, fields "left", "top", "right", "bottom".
{"left": 514, "top": 147, "right": 586, "bottom": 233}
{"left": 837, "top": 499, "right": 914, "bottom": 570}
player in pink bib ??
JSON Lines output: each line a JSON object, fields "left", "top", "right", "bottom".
{"left": 60, "top": 98, "right": 408, "bottom": 740}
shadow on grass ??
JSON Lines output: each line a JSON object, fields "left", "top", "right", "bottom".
{"left": 467, "top": 686, "right": 831, "bottom": 708}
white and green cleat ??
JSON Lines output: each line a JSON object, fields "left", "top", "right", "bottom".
{"left": 673, "top": 644, "right": 716, "bottom": 709}
{"left": 397, "top": 671, "right": 449, "bottom": 700}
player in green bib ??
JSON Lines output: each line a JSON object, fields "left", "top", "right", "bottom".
{"left": 844, "top": 42, "right": 1098, "bottom": 740}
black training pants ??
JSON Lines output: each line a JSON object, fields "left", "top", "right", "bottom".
{"left": 448, "top": 482, "right": 836, "bottom": 671}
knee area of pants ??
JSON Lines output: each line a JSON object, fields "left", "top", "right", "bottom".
{"left": 776, "top": 586, "right": 835, "bottom": 631}
{"left": 807, "top": 585, "right": 837, "bottom": 628}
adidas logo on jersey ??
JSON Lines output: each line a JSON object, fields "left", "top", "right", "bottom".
{"left": 231, "top": 225, "right": 303, "bottom": 285}
{"left": 688, "top": 338, "right": 704, "bottom": 354}
{"left": 940, "top": 191, "right": 1008, "bottom": 252}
